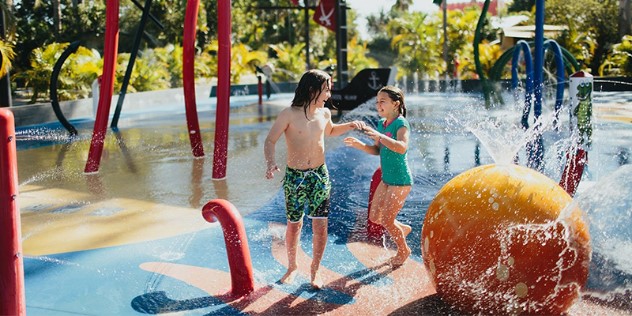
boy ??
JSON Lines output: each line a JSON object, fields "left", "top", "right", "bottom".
{"left": 264, "top": 69, "right": 365, "bottom": 289}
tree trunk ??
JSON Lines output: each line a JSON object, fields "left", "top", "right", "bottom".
{"left": 619, "top": 0, "right": 631, "bottom": 36}
{"left": 53, "top": 0, "right": 61, "bottom": 35}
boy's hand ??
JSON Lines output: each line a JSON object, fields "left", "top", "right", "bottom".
{"left": 351, "top": 121, "right": 367, "bottom": 130}
{"left": 266, "top": 164, "right": 280, "bottom": 179}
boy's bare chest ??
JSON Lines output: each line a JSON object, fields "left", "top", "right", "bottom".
{"left": 289, "top": 117, "right": 326, "bottom": 137}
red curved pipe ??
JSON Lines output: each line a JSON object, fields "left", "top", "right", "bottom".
{"left": 182, "top": 0, "right": 204, "bottom": 157}
{"left": 202, "top": 199, "right": 254, "bottom": 297}
{"left": 0, "top": 109, "right": 25, "bottom": 315}
{"left": 212, "top": 0, "right": 231, "bottom": 179}
{"left": 367, "top": 168, "right": 386, "bottom": 240}
{"left": 84, "top": 0, "right": 120, "bottom": 173}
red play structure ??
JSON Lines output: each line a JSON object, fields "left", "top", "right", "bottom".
{"left": 0, "top": 109, "right": 26, "bottom": 315}
{"left": 84, "top": 0, "right": 232, "bottom": 180}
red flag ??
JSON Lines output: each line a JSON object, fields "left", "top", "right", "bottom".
{"left": 313, "top": 0, "right": 336, "bottom": 32}
{"left": 291, "top": 0, "right": 299, "bottom": 5}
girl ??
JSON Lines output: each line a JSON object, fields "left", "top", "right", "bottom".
{"left": 344, "top": 85, "right": 413, "bottom": 266}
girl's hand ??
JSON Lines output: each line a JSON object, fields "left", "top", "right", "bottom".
{"left": 363, "top": 127, "right": 382, "bottom": 142}
{"left": 343, "top": 137, "right": 362, "bottom": 148}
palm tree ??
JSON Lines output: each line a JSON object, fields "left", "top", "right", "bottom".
{"left": 0, "top": 39, "right": 14, "bottom": 79}
{"left": 389, "top": 12, "right": 443, "bottom": 79}
{"left": 0, "top": 0, "right": 16, "bottom": 107}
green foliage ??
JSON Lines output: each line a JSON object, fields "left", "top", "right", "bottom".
{"left": 269, "top": 43, "right": 306, "bottom": 82}
{"left": 389, "top": 11, "right": 443, "bottom": 79}
{"left": 205, "top": 40, "right": 268, "bottom": 83}
{"left": 507, "top": 0, "right": 535, "bottom": 13}
{"left": 152, "top": 44, "right": 184, "bottom": 87}
{"left": 7, "top": 0, "right": 631, "bottom": 103}
{"left": 600, "top": 35, "right": 632, "bottom": 76}
{"left": 16, "top": 42, "right": 100, "bottom": 103}
{"left": 346, "top": 38, "right": 379, "bottom": 77}
{"left": 17, "top": 44, "right": 70, "bottom": 102}
{"left": 545, "top": 0, "right": 619, "bottom": 74}
{"left": 0, "top": 40, "right": 15, "bottom": 79}
{"left": 115, "top": 50, "right": 171, "bottom": 93}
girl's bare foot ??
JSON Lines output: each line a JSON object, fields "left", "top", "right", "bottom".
{"left": 279, "top": 268, "right": 298, "bottom": 284}
{"left": 389, "top": 246, "right": 411, "bottom": 267}
{"left": 401, "top": 224, "right": 412, "bottom": 238}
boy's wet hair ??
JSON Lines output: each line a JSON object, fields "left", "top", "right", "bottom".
{"left": 379, "top": 85, "right": 406, "bottom": 117}
{"left": 292, "top": 69, "right": 331, "bottom": 120}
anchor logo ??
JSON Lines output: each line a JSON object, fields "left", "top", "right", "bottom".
{"left": 368, "top": 71, "right": 381, "bottom": 90}
{"left": 318, "top": 2, "right": 334, "bottom": 27}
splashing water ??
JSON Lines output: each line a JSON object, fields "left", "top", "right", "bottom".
{"left": 574, "top": 165, "right": 632, "bottom": 302}
{"left": 447, "top": 109, "right": 558, "bottom": 166}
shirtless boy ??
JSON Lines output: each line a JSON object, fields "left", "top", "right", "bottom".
{"left": 264, "top": 69, "right": 365, "bottom": 289}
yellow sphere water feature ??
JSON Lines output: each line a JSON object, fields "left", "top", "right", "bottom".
{"left": 421, "top": 164, "right": 591, "bottom": 315}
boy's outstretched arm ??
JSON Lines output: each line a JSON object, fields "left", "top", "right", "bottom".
{"left": 324, "top": 108, "right": 366, "bottom": 137}
{"left": 264, "top": 110, "right": 289, "bottom": 179}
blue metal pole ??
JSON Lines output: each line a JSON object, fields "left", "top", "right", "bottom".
{"left": 526, "top": 0, "right": 545, "bottom": 171}
{"left": 511, "top": 40, "right": 534, "bottom": 129}
{"left": 533, "top": 0, "right": 544, "bottom": 118}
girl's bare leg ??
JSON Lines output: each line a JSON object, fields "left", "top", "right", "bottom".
{"left": 381, "top": 185, "right": 412, "bottom": 266}
{"left": 396, "top": 220, "right": 412, "bottom": 238}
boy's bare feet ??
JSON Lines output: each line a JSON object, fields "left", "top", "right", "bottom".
{"left": 310, "top": 267, "right": 324, "bottom": 290}
{"left": 279, "top": 268, "right": 298, "bottom": 284}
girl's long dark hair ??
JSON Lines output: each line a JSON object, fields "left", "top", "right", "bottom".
{"left": 379, "top": 85, "right": 406, "bottom": 117}
{"left": 292, "top": 69, "right": 331, "bottom": 119}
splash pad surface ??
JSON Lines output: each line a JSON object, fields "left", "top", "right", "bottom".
{"left": 15, "top": 92, "right": 632, "bottom": 315}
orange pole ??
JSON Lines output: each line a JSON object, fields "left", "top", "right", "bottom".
{"left": 0, "top": 109, "right": 26, "bottom": 315}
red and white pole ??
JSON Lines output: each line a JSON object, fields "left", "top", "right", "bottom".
{"left": 0, "top": 109, "right": 26, "bottom": 315}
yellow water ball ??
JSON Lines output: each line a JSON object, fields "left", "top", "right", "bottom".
{"left": 421, "top": 164, "right": 591, "bottom": 315}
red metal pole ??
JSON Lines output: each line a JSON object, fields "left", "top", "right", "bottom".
{"left": 182, "top": 0, "right": 204, "bottom": 157}
{"left": 257, "top": 75, "right": 263, "bottom": 106}
{"left": 202, "top": 199, "right": 254, "bottom": 297}
{"left": 0, "top": 109, "right": 26, "bottom": 315}
{"left": 212, "top": 0, "right": 231, "bottom": 179}
{"left": 367, "top": 168, "right": 386, "bottom": 240}
{"left": 84, "top": 0, "right": 120, "bottom": 173}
